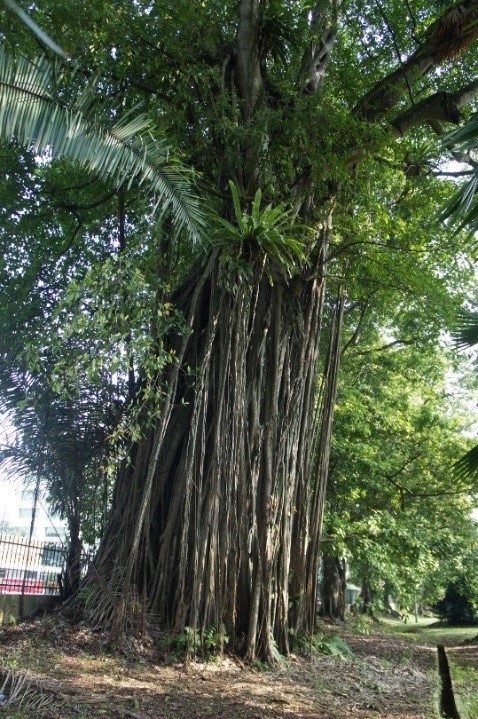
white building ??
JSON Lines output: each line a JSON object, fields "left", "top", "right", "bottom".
{"left": 0, "top": 478, "right": 67, "bottom": 543}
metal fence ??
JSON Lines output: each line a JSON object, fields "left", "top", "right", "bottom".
{"left": 0, "top": 533, "right": 95, "bottom": 596}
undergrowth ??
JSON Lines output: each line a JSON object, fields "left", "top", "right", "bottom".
{"left": 292, "top": 632, "right": 354, "bottom": 660}
{"left": 158, "top": 625, "right": 229, "bottom": 662}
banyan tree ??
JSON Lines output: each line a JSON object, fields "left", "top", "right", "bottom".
{"left": 2, "top": 0, "right": 478, "bottom": 661}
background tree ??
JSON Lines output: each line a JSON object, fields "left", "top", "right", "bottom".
{"left": 0, "top": 362, "right": 117, "bottom": 596}
{"left": 324, "top": 330, "right": 478, "bottom": 618}
{"left": 434, "top": 576, "right": 478, "bottom": 625}
{"left": 315, "top": 123, "right": 478, "bottom": 618}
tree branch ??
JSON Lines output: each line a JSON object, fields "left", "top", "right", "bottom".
{"left": 392, "top": 79, "right": 478, "bottom": 135}
{"left": 385, "top": 453, "right": 423, "bottom": 482}
{"left": 50, "top": 189, "right": 118, "bottom": 213}
{"left": 341, "top": 298, "right": 374, "bottom": 355}
{"left": 236, "top": 0, "right": 265, "bottom": 120}
{"left": 354, "top": 337, "right": 421, "bottom": 355}
{"left": 404, "top": 0, "right": 421, "bottom": 46}
{"left": 374, "top": 0, "right": 415, "bottom": 105}
{"left": 298, "top": 0, "right": 341, "bottom": 94}
{"left": 354, "top": 0, "right": 478, "bottom": 122}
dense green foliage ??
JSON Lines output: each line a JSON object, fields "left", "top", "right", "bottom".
{"left": 325, "top": 334, "right": 478, "bottom": 613}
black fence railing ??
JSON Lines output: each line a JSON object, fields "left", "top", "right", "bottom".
{"left": 0, "top": 533, "right": 95, "bottom": 596}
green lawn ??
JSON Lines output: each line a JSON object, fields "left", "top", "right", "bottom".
{"left": 448, "top": 663, "right": 478, "bottom": 719}
{"left": 381, "top": 616, "right": 478, "bottom": 645}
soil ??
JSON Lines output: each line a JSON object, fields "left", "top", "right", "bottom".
{"left": 0, "top": 617, "right": 476, "bottom": 719}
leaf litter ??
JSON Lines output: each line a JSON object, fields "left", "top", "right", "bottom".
{"left": 0, "top": 616, "right": 456, "bottom": 719}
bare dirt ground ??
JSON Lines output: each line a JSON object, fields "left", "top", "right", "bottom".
{"left": 0, "top": 616, "right": 476, "bottom": 719}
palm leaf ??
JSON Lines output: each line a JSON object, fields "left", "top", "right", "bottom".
{"left": 0, "top": 332, "right": 115, "bottom": 486}
{"left": 2, "top": 0, "right": 68, "bottom": 58}
{"left": 454, "top": 444, "right": 478, "bottom": 482}
{"left": 440, "top": 114, "right": 478, "bottom": 232}
{"left": 453, "top": 310, "right": 478, "bottom": 349}
{"left": 450, "top": 309, "right": 478, "bottom": 482}
{"left": 444, "top": 113, "right": 478, "bottom": 149}
{"left": 0, "top": 49, "right": 204, "bottom": 241}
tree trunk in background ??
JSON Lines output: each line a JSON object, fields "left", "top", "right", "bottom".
{"left": 63, "top": 504, "right": 82, "bottom": 600}
{"left": 360, "top": 578, "right": 375, "bottom": 615}
{"left": 320, "top": 555, "right": 346, "bottom": 621}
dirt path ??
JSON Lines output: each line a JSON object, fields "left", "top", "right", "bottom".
{"left": 0, "top": 618, "right": 465, "bottom": 719}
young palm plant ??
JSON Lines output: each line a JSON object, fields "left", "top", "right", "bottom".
{"left": 0, "top": 352, "right": 117, "bottom": 597}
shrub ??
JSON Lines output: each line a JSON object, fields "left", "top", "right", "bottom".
{"left": 434, "top": 581, "right": 478, "bottom": 625}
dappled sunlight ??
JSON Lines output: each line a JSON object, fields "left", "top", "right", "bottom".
{"left": 0, "top": 619, "right": 441, "bottom": 718}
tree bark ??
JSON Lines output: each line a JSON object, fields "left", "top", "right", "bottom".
{"left": 86, "top": 240, "right": 339, "bottom": 660}
{"left": 64, "top": 510, "right": 82, "bottom": 600}
{"left": 360, "top": 578, "right": 376, "bottom": 615}
{"left": 320, "top": 555, "right": 346, "bottom": 621}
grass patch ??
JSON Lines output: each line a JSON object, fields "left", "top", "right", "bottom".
{"left": 380, "top": 616, "right": 478, "bottom": 646}
{"left": 448, "top": 661, "right": 478, "bottom": 719}
{"left": 417, "top": 626, "right": 478, "bottom": 647}
{"left": 347, "top": 615, "right": 374, "bottom": 635}
{"left": 292, "top": 632, "right": 354, "bottom": 660}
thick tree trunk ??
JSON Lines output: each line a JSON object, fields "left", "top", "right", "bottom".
{"left": 64, "top": 507, "right": 82, "bottom": 600}
{"left": 84, "top": 235, "right": 344, "bottom": 660}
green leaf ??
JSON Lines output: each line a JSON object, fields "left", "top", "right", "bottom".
{"left": 228, "top": 180, "right": 244, "bottom": 230}
{"left": 453, "top": 310, "right": 478, "bottom": 349}
{"left": 0, "top": 48, "right": 204, "bottom": 242}
{"left": 454, "top": 444, "right": 478, "bottom": 482}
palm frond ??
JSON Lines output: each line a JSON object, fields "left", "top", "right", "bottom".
{"left": 454, "top": 443, "right": 478, "bottom": 482}
{"left": 0, "top": 334, "right": 116, "bottom": 486}
{"left": 450, "top": 306, "right": 478, "bottom": 483}
{"left": 444, "top": 113, "right": 478, "bottom": 149}
{"left": 440, "top": 113, "right": 478, "bottom": 232}
{"left": 2, "top": 0, "right": 68, "bottom": 58}
{"left": 453, "top": 310, "right": 478, "bottom": 349}
{"left": 0, "top": 49, "right": 204, "bottom": 241}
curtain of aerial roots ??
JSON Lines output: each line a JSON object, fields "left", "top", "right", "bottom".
{"left": 85, "top": 237, "right": 343, "bottom": 661}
